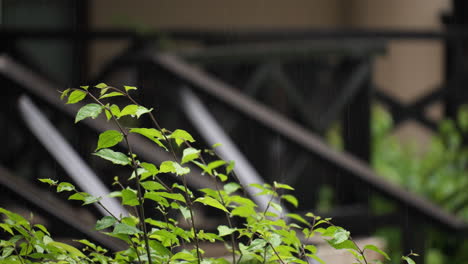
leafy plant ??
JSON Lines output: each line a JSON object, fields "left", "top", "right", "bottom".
{"left": 0, "top": 85, "right": 407, "bottom": 264}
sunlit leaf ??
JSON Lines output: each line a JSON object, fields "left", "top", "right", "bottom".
{"left": 195, "top": 196, "right": 228, "bottom": 212}
{"left": 67, "top": 90, "right": 87, "bottom": 104}
{"left": 93, "top": 149, "right": 130, "bottom": 165}
{"left": 75, "top": 103, "right": 102, "bottom": 123}
{"left": 96, "top": 130, "right": 123, "bottom": 151}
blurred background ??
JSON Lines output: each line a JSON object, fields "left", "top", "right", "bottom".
{"left": 2, "top": 0, "right": 468, "bottom": 263}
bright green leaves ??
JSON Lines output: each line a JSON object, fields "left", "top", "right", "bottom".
{"left": 95, "top": 83, "right": 108, "bottom": 89}
{"left": 66, "top": 90, "right": 87, "bottom": 104}
{"left": 181, "top": 148, "right": 200, "bottom": 164}
{"left": 281, "top": 194, "right": 298, "bottom": 208}
{"left": 99, "top": 92, "right": 124, "bottom": 99}
{"left": 159, "top": 161, "right": 190, "bottom": 176}
{"left": 195, "top": 196, "right": 228, "bottom": 212}
{"left": 217, "top": 225, "right": 236, "bottom": 237}
{"left": 121, "top": 188, "right": 139, "bottom": 206}
{"left": 223, "top": 182, "right": 241, "bottom": 195}
{"left": 145, "top": 191, "right": 186, "bottom": 204}
{"left": 75, "top": 103, "right": 102, "bottom": 123}
{"left": 113, "top": 223, "right": 142, "bottom": 235}
{"left": 124, "top": 85, "right": 137, "bottom": 92}
{"left": 93, "top": 149, "right": 130, "bottom": 165}
{"left": 39, "top": 178, "right": 58, "bottom": 186}
{"left": 57, "top": 182, "right": 75, "bottom": 192}
{"left": 68, "top": 192, "right": 101, "bottom": 205}
{"left": 140, "top": 181, "right": 165, "bottom": 191}
{"left": 364, "top": 244, "right": 390, "bottom": 260}
{"left": 104, "top": 104, "right": 121, "bottom": 120}
{"left": 95, "top": 216, "right": 117, "bottom": 230}
{"left": 96, "top": 130, "right": 123, "bottom": 151}
{"left": 169, "top": 129, "right": 195, "bottom": 146}
{"left": 129, "top": 128, "right": 167, "bottom": 150}
{"left": 402, "top": 256, "right": 416, "bottom": 264}
{"left": 119, "top": 105, "right": 152, "bottom": 118}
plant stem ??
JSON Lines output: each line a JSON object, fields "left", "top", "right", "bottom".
{"left": 86, "top": 91, "right": 152, "bottom": 264}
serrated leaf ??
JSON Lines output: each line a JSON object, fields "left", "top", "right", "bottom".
{"left": 364, "top": 244, "right": 390, "bottom": 260}
{"left": 181, "top": 148, "right": 200, "bottom": 164}
{"left": 95, "top": 216, "right": 117, "bottom": 230}
{"left": 281, "top": 194, "right": 298, "bottom": 207}
{"left": 39, "top": 178, "right": 58, "bottom": 186}
{"left": 170, "top": 129, "right": 195, "bottom": 146}
{"left": 93, "top": 149, "right": 130, "bottom": 165}
{"left": 96, "top": 130, "right": 123, "bottom": 151}
{"left": 112, "top": 223, "right": 141, "bottom": 235}
{"left": 57, "top": 182, "right": 75, "bottom": 192}
{"left": 217, "top": 225, "right": 236, "bottom": 236}
{"left": 67, "top": 90, "right": 87, "bottom": 104}
{"left": 95, "top": 83, "right": 108, "bottom": 89}
{"left": 124, "top": 86, "right": 137, "bottom": 92}
{"left": 121, "top": 188, "right": 139, "bottom": 206}
{"left": 99, "top": 91, "right": 124, "bottom": 99}
{"left": 224, "top": 182, "right": 240, "bottom": 195}
{"left": 75, "top": 103, "right": 102, "bottom": 123}
{"left": 195, "top": 196, "right": 228, "bottom": 212}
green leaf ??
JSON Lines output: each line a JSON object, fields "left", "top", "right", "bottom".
{"left": 57, "top": 182, "right": 75, "bottom": 192}
{"left": 141, "top": 181, "right": 165, "bottom": 191}
{"left": 124, "top": 85, "right": 137, "bottom": 92}
{"left": 68, "top": 192, "right": 102, "bottom": 205}
{"left": 67, "top": 90, "right": 87, "bottom": 104}
{"left": 121, "top": 188, "right": 139, "bottom": 206}
{"left": 149, "top": 240, "right": 171, "bottom": 257}
{"left": 96, "top": 130, "right": 123, "bottom": 151}
{"left": 105, "top": 104, "right": 120, "bottom": 120}
{"left": 135, "top": 106, "right": 152, "bottom": 118}
{"left": 274, "top": 181, "right": 295, "bottom": 190}
{"left": 181, "top": 148, "right": 200, "bottom": 164}
{"left": 75, "top": 103, "right": 102, "bottom": 123}
{"left": 80, "top": 85, "right": 89, "bottom": 90}
{"left": 207, "top": 160, "right": 226, "bottom": 174}
{"left": 226, "top": 160, "right": 235, "bottom": 174}
{"left": 364, "top": 244, "right": 390, "bottom": 260}
{"left": 60, "top": 88, "right": 70, "bottom": 100}
{"left": 0, "top": 223, "right": 13, "bottom": 235}
{"left": 112, "top": 223, "right": 141, "bottom": 235}
{"left": 129, "top": 127, "right": 167, "bottom": 150}
{"left": 118, "top": 105, "right": 152, "bottom": 118}
{"left": 48, "top": 241, "right": 87, "bottom": 258}
{"left": 145, "top": 191, "right": 185, "bottom": 203}
{"left": 93, "top": 149, "right": 130, "bottom": 165}
{"left": 281, "top": 194, "right": 298, "bottom": 207}
{"left": 224, "top": 182, "right": 241, "bottom": 195}
{"left": 170, "top": 129, "right": 195, "bottom": 146}
{"left": 140, "top": 162, "right": 159, "bottom": 179}
{"left": 217, "top": 225, "right": 236, "bottom": 236}
{"left": 39, "top": 178, "right": 58, "bottom": 186}
{"left": 195, "top": 196, "right": 228, "bottom": 212}
{"left": 95, "top": 83, "right": 108, "bottom": 88}
{"left": 99, "top": 91, "right": 124, "bottom": 99}
{"left": 402, "top": 256, "right": 416, "bottom": 264}
{"left": 95, "top": 216, "right": 117, "bottom": 230}
{"left": 159, "top": 161, "right": 190, "bottom": 175}
{"left": 286, "top": 213, "right": 309, "bottom": 225}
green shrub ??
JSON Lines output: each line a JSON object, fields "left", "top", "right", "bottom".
{"left": 0, "top": 85, "right": 411, "bottom": 264}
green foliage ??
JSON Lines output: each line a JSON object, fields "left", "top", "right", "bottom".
{"left": 0, "top": 85, "right": 401, "bottom": 264}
